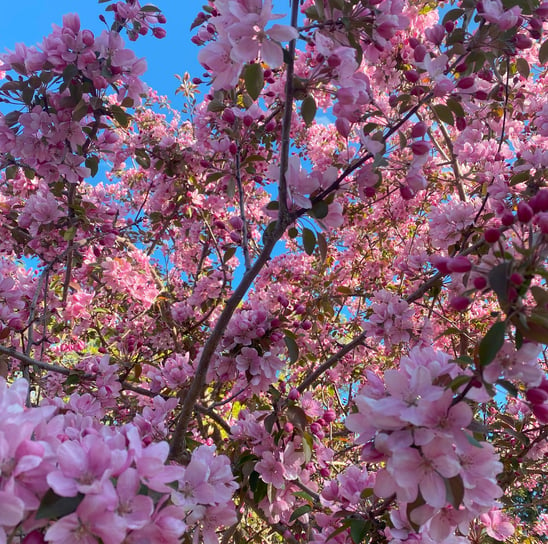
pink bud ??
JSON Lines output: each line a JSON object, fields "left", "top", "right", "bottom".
{"left": 456, "top": 117, "right": 467, "bottom": 131}
{"left": 484, "top": 228, "right": 501, "bottom": 244}
{"left": 81, "top": 29, "right": 95, "bottom": 47}
{"left": 22, "top": 532, "right": 46, "bottom": 544}
{"left": 228, "top": 142, "right": 238, "bottom": 155}
{"left": 404, "top": 69, "right": 420, "bottom": 83}
{"left": 457, "top": 76, "right": 475, "bottom": 89}
{"left": 425, "top": 24, "right": 445, "bottom": 45}
{"left": 413, "top": 44, "right": 427, "bottom": 62}
{"left": 294, "top": 304, "right": 306, "bottom": 315}
{"left": 431, "top": 255, "right": 451, "bottom": 275}
{"left": 530, "top": 189, "right": 548, "bottom": 213}
{"left": 448, "top": 256, "right": 472, "bottom": 273}
{"left": 152, "top": 27, "right": 167, "bottom": 39}
{"left": 410, "top": 140, "right": 431, "bottom": 155}
{"left": 510, "top": 273, "right": 523, "bottom": 285}
{"left": 323, "top": 409, "right": 337, "bottom": 423}
{"left": 229, "top": 216, "right": 243, "bottom": 230}
{"left": 501, "top": 211, "right": 515, "bottom": 226}
{"left": 310, "top": 422, "right": 322, "bottom": 436}
{"left": 229, "top": 231, "right": 242, "bottom": 243}
{"left": 243, "top": 115, "right": 253, "bottom": 127}
{"left": 327, "top": 54, "right": 341, "bottom": 68}
{"left": 532, "top": 403, "right": 548, "bottom": 423}
{"left": 284, "top": 422, "right": 294, "bottom": 433}
{"left": 288, "top": 388, "right": 300, "bottom": 401}
{"left": 517, "top": 201, "right": 534, "bottom": 223}
{"left": 526, "top": 388, "right": 548, "bottom": 405}
{"left": 408, "top": 37, "right": 420, "bottom": 48}
{"left": 411, "top": 122, "right": 428, "bottom": 138}
{"left": 222, "top": 109, "right": 236, "bottom": 124}
{"left": 450, "top": 296, "right": 471, "bottom": 311}
{"left": 473, "top": 276, "right": 487, "bottom": 290}
{"left": 301, "top": 319, "right": 312, "bottom": 330}
{"left": 399, "top": 185, "right": 415, "bottom": 200}
{"left": 335, "top": 117, "right": 350, "bottom": 138}
{"left": 514, "top": 33, "right": 533, "bottom": 50}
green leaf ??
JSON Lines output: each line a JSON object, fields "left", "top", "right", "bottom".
{"left": 63, "top": 373, "right": 81, "bottom": 386}
{"left": 36, "top": 490, "right": 84, "bottom": 520}
{"left": 445, "top": 475, "right": 465, "bottom": 508}
{"left": 509, "top": 171, "right": 529, "bottom": 186}
{"left": 289, "top": 504, "right": 312, "bottom": 522}
{"left": 249, "top": 471, "right": 268, "bottom": 503}
{"left": 446, "top": 97, "right": 465, "bottom": 119}
{"left": 293, "top": 490, "right": 315, "bottom": 504}
{"left": 432, "top": 103, "right": 454, "bottom": 126}
{"left": 63, "top": 226, "right": 77, "bottom": 242}
{"left": 287, "top": 405, "right": 308, "bottom": 431}
{"left": 4, "top": 111, "right": 21, "bottom": 127}
{"left": 314, "top": 0, "right": 325, "bottom": 19}
{"left": 539, "top": 39, "right": 548, "bottom": 65}
{"left": 140, "top": 4, "right": 160, "bottom": 12}
{"left": 134, "top": 148, "right": 151, "bottom": 169}
{"left": 5, "top": 165, "right": 18, "bottom": 180}
{"left": 478, "top": 321, "right": 506, "bottom": 367}
{"left": 85, "top": 155, "right": 99, "bottom": 177}
{"left": 302, "top": 432, "right": 313, "bottom": 462}
{"left": 449, "top": 375, "right": 471, "bottom": 392}
{"left": 302, "top": 227, "right": 316, "bottom": 256}
{"left": 497, "top": 379, "right": 518, "bottom": 397}
{"left": 244, "top": 63, "right": 264, "bottom": 101}
{"left": 110, "top": 105, "right": 131, "bottom": 128}
{"left": 311, "top": 200, "right": 329, "bottom": 219}
{"left": 284, "top": 335, "right": 300, "bottom": 363}
{"left": 223, "top": 246, "right": 236, "bottom": 264}
{"left": 350, "top": 518, "right": 368, "bottom": 544}
{"left": 301, "top": 95, "right": 317, "bottom": 126}
{"left": 317, "top": 231, "right": 328, "bottom": 263}
{"left": 442, "top": 8, "right": 464, "bottom": 25}
{"left": 488, "top": 261, "right": 510, "bottom": 308}
{"left": 515, "top": 58, "right": 530, "bottom": 79}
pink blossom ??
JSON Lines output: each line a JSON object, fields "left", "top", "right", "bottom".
{"left": 480, "top": 509, "right": 515, "bottom": 541}
{"left": 255, "top": 451, "right": 286, "bottom": 489}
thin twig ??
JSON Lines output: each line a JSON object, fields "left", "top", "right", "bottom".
{"left": 235, "top": 144, "right": 252, "bottom": 271}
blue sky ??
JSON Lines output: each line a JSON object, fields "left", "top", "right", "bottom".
{"left": 0, "top": 1, "right": 206, "bottom": 107}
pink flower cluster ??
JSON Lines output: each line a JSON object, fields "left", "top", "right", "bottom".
{"left": 363, "top": 289, "right": 415, "bottom": 348}
{"left": 196, "top": 0, "right": 298, "bottom": 89}
{"left": 0, "top": 13, "right": 146, "bottom": 185}
{"left": 211, "top": 303, "right": 286, "bottom": 393}
{"left": 346, "top": 347, "right": 503, "bottom": 542}
{"left": 0, "top": 378, "right": 237, "bottom": 544}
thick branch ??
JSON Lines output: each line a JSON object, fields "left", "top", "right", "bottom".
{"left": 277, "top": 0, "right": 300, "bottom": 219}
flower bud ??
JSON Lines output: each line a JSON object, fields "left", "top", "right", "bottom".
{"left": 484, "top": 228, "right": 501, "bottom": 244}
{"left": 448, "top": 256, "right": 472, "bottom": 273}
{"left": 457, "top": 76, "right": 475, "bottom": 89}
{"left": 229, "top": 216, "right": 243, "bottom": 230}
{"left": 411, "top": 122, "right": 428, "bottom": 139}
{"left": 517, "top": 201, "right": 534, "bottom": 223}
{"left": 404, "top": 69, "right": 420, "bottom": 83}
{"left": 450, "top": 296, "right": 471, "bottom": 311}
{"left": 288, "top": 388, "right": 300, "bottom": 401}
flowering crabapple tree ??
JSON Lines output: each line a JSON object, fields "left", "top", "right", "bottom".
{"left": 0, "top": 0, "right": 547, "bottom": 542}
